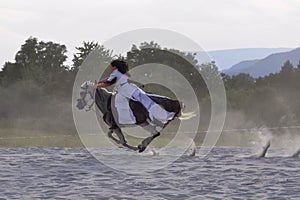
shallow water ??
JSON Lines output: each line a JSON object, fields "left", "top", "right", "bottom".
{"left": 0, "top": 147, "right": 299, "bottom": 199}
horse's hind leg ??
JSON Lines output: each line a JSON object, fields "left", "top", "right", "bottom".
{"left": 136, "top": 123, "right": 161, "bottom": 152}
{"left": 138, "top": 132, "right": 160, "bottom": 153}
{"left": 141, "top": 122, "right": 158, "bottom": 136}
{"left": 109, "top": 128, "right": 138, "bottom": 151}
{"left": 123, "top": 143, "right": 138, "bottom": 151}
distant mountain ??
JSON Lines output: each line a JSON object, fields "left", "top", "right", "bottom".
{"left": 195, "top": 48, "right": 293, "bottom": 70}
{"left": 224, "top": 48, "right": 300, "bottom": 77}
{"left": 223, "top": 60, "right": 259, "bottom": 76}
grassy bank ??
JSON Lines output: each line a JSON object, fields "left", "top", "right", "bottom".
{"left": 0, "top": 128, "right": 83, "bottom": 148}
{"left": 0, "top": 128, "right": 259, "bottom": 148}
{"left": 0, "top": 128, "right": 182, "bottom": 148}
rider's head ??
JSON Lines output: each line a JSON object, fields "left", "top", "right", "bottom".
{"left": 110, "top": 60, "right": 129, "bottom": 74}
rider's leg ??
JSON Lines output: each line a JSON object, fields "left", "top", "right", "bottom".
{"left": 132, "top": 90, "right": 175, "bottom": 126}
{"left": 148, "top": 104, "right": 175, "bottom": 125}
{"left": 132, "top": 89, "right": 154, "bottom": 110}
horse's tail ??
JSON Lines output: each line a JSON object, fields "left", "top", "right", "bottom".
{"left": 177, "top": 102, "right": 196, "bottom": 120}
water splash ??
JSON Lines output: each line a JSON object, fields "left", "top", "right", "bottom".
{"left": 252, "top": 126, "right": 300, "bottom": 157}
{"left": 291, "top": 148, "right": 300, "bottom": 157}
{"left": 255, "top": 127, "right": 273, "bottom": 157}
{"left": 258, "top": 139, "right": 271, "bottom": 158}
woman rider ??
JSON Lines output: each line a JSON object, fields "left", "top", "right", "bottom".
{"left": 96, "top": 59, "right": 175, "bottom": 126}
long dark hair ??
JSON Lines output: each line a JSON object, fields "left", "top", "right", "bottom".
{"left": 110, "top": 60, "right": 129, "bottom": 74}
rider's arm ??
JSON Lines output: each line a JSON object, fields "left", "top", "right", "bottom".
{"left": 96, "top": 70, "right": 118, "bottom": 88}
{"left": 96, "top": 77, "right": 117, "bottom": 88}
{"left": 98, "top": 77, "right": 109, "bottom": 83}
{"left": 96, "top": 82, "right": 111, "bottom": 88}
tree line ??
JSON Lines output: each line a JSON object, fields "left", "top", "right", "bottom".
{"left": 0, "top": 37, "right": 299, "bottom": 133}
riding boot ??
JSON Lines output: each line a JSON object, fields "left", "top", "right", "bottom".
{"left": 148, "top": 104, "right": 175, "bottom": 126}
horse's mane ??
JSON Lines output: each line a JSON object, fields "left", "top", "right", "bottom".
{"left": 99, "top": 87, "right": 113, "bottom": 94}
{"left": 97, "top": 87, "right": 115, "bottom": 99}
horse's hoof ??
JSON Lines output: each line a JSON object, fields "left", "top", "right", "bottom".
{"left": 138, "top": 144, "right": 146, "bottom": 153}
{"left": 132, "top": 147, "right": 139, "bottom": 151}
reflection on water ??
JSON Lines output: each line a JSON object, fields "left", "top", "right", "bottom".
{"left": 0, "top": 147, "right": 299, "bottom": 199}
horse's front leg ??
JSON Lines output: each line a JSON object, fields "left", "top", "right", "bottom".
{"left": 110, "top": 127, "right": 127, "bottom": 145}
{"left": 107, "top": 128, "right": 121, "bottom": 144}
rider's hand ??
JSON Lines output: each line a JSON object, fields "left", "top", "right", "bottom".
{"left": 96, "top": 82, "right": 111, "bottom": 88}
{"left": 95, "top": 83, "right": 102, "bottom": 88}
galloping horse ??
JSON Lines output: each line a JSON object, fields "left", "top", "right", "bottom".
{"left": 76, "top": 81, "right": 184, "bottom": 152}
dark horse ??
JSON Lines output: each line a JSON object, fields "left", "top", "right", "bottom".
{"left": 76, "top": 81, "right": 183, "bottom": 152}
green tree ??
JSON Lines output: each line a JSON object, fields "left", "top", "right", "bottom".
{"left": 71, "top": 41, "right": 102, "bottom": 72}
{"left": 224, "top": 73, "right": 255, "bottom": 91}
{"left": 72, "top": 42, "right": 114, "bottom": 85}
{"left": 280, "top": 60, "right": 294, "bottom": 74}
{"left": 1, "top": 37, "right": 68, "bottom": 95}
{"left": 0, "top": 37, "right": 72, "bottom": 131}
{"left": 126, "top": 41, "right": 207, "bottom": 99}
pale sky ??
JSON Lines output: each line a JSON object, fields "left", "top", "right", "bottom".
{"left": 1, "top": 0, "right": 300, "bottom": 67}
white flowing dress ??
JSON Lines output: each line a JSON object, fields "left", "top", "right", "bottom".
{"left": 107, "top": 69, "right": 175, "bottom": 125}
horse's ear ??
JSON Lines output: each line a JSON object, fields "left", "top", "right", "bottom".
{"left": 87, "top": 80, "right": 95, "bottom": 87}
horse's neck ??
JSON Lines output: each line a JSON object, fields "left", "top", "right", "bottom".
{"left": 96, "top": 88, "right": 113, "bottom": 103}
{"left": 95, "top": 88, "right": 113, "bottom": 114}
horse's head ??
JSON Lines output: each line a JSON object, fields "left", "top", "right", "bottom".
{"left": 76, "top": 81, "right": 96, "bottom": 111}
